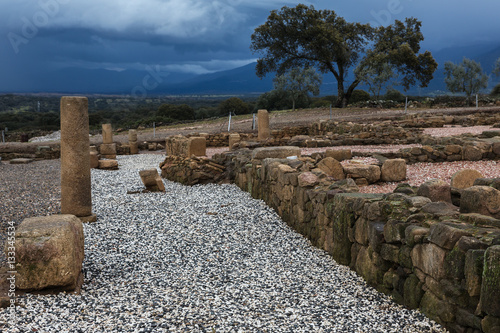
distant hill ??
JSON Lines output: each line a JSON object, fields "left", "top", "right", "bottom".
{"left": 2, "top": 43, "right": 498, "bottom": 96}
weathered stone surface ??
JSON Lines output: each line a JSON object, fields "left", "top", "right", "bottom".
{"left": 128, "top": 129, "right": 137, "bottom": 142}
{"left": 479, "top": 245, "right": 500, "bottom": 317}
{"left": 465, "top": 249, "right": 485, "bottom": 297}
{"left": 139, "top": 169, "right": 165, "bottom": 192}
{"left": 427, "top": 222, "right": 471, "bottom": 250}
{"left": 89, "top": 151, "right": 99, "bottom": 169}
{"left": 99, "top": 143, "right": 117, "bottom": 156}
{"left": 384, "top": 219, "right": 409, "bottom": 244}
{"left": 228, "top": 133, "right": 241, "bottom": 149}
{"left": 417, "top": 179, "right": 452, "bottom": 203}
{"left": 463, "top": 145, "right": 483, "bottom": 161}
{"left": 460, "top": 186, "right": 500, "bottom": 219}
{"left": 298, "top": 172, "right": 319, "bottom": 188}
{"left": 188, "top": 137, "right": 206, "bottom": 157}
{"left": 405, "top": 196, "right": 432, "bottom": 208}
{"left": 98, "top": 159, "right": 119, "bottom": 170}
{"left": 422, "top": 202, "right": 459, "bottom": 217}
{"left": 257, "top": 109, "right": 270, "bottom": 140}
{"left": 381, "top": 159, "right": 407, "bottom": 182}
{"left": 420, "top": 291, "right": 456, "bottom": 323}
{"left": 368, "top": 222, "right": 385, "bottom": 252}
{"left": 60, "top": 96, "right": 93, "bottom": 219}
{"left": 380, "top": 243, "right": 399, "bottom": 262}
{"left": 343, "top": 164, "right": 381, "bottom": 184}
{"left": 5, "top": 215, "right": 84, "bottom": 291}
{"left": 451, "top": 169, "right": 483, "bottom": 189}
{"left": 482, "top": 315, "right": 500, "bottom": 333}
{"left": 405, "top": 225, "right": 429, "bottom": 247}
{"left": 411, "top": 243, "right": 448, "bottom": 280}
{"left": 474, "top": 178, "right": 500, "bottom": 191}
{"left": 129, "top": 142, "right": 139, "bottom": 154}
{"left": 102, "top": 123, "right": 113, "bottom": 144}
{"left": 325, "top": 149, "right": 352, "bottom": 161}
{"left": 404, "top": 274, "right": 424, "bottom": 309}
{"left": 317, "top": 157, "right": 345, "bottom": 180}
{"left": 355, "top": 246, "right": 389, "bottom": 286}
{"left": 251, "top": 146, "right": 301, "bottom": 160}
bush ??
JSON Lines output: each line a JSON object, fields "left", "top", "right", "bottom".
{"left": 218, "top": 97, "right": 250, "bottom": 116}
{"left": 491, "top": 84, "right": 500, "bottom": 97}
{"left": 384, "top": 89, "right": 405, "bottom": 102}
{"left": 349, "top": 90, "right": 371, "bottom": 104}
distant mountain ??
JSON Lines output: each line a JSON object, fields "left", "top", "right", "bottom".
{"left": 156, "top": 63, "right": 275, "bottom": 95}
{"left": 3, "top": 43, "right": 498, "bottom": 96}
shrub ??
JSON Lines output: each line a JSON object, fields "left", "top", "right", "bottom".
{"left": 384, "top": 89, "right": 405, "bottom": 102}
{"left": 349, "top": 90, "right": 371, "bottom": 104}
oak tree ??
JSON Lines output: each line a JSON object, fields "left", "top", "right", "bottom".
{"left": 444, "top": 58, "right": 489, "bottom": 105}
{"left": 250, "top": 4, "right": 437, "bottom": 107}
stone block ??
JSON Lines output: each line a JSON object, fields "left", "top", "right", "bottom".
{"left": 384, "top": 219, "right": 409, "bottom": 244}
{"left": 251, "top": 146, "right": 301, "bottom": 160}
{"left": 420, "top": 291, "right": 456, "bottom": 323}
{"left": 9, "top": 158, "right": 33, "bottom": 164}
{"left": 417, "top": 179, "right": 452, "bottom": 203}
{"left": 130, "top": 142, "right": 139, "bottom": 154}
{"left": 317, "top": 157, "right": 345, "bottom": 180}
{"left": 257, "top": 109, "right": 270, "bottom": 140}
{"left": 343, "top": 164, "right": 381, "bottom": 184}
{"left": 463, "top": 145, "right": 482, "bottom": 161}
{"left": 90, "top": 151, "right": 99, "bottom": 169}
{"left": 298, "top": 172, "right": 318, "bottom": 188}
{"left": 465, "top": 249, "right": 485, "bottom": 297}
{"left": 411, "top": 243, "right": 448, "bottom": 280}
{"left": 98, "top": 159, "right": 118, "bottom": 170}
{"left": 139, "top": 169, "right": 165, "bottom": 192}
{"left": 128, "top": 129, "right": 137, "bottom": 142}
{"left": 5, "top": 215, "right": 84, "bottom": 291}
{"left": 479, "top": 245, "right": 500, "bottom": 317}
{"left": 188, "top": 137, "right": 207, "bottom": 157}
{"left": 460, "top": 186, "right": 500, "bottom": 219}
{"left": 100, "top": 143, "right": 117, "bottom": 156}
{"left": 451, "top": 169, "right": 483, "bottom": 189}
{"left": 325, "top": 149, "right": 352, "bottom": 161}
{"left": 403, "top": 274, "right": 424, "bottom": 309}
{"left": 428, "top": 222, "right": 472, "bottom": 250}
{"left": 102, "top": 123, "right": 113, "bottom": 144}
{"left": 228, "top": 133, "right": 241, "bottom": 149}
{"left": 381, "top": 159, "right": 407, "bottom": 182}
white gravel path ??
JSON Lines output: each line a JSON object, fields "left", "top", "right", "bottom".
{"left": 1, "top": 154, "right": 446, "bottom": 333}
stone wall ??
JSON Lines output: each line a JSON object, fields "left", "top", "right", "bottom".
{"left": 200, "top": 149, "right": 500, "bottom": 333}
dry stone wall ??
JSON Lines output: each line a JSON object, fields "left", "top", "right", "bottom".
{"left": 196, "top": 149, "right": 500, "bottom": 333}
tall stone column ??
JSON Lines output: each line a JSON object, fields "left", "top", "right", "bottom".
{"left": 257, "top": 109, "right": 270, "bottom": 140}
{"left": 129, "top": 129, "right": 139, "bottom": 154}
{"left": 60, "top": 96, "right": 96, "bottom": 222}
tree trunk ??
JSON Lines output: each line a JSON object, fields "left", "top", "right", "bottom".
{"left": 292, "top": 99, "right": 296, "bottom": 112}
{"left": 335, "top": 82, "right": 345, "bottom": 108}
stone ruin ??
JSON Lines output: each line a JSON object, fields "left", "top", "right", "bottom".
{"left": 5, "top": 97, "right": 93, "bottom": 296}
{"left": 159, "top": 139, "right": 500, "bottom": 333}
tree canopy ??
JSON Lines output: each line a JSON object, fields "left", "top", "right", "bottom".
{"left": 250, "top": 4, "right": 437, "bottom": 107}
{"left": 273, "top": 67, "right": 322, "bottom": 111}
{"left": 444, "top": 58, "right": 489, "bottom": 105}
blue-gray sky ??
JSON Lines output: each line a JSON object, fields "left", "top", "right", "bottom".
{"left": 1, "top": 0, "right": 499, "bottom": 93}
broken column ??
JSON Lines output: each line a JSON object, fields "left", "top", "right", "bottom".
{"left": 257, "top": 109, "right": 270, "bottom": 140}
{"left": 228, "top": 133, "right": 241, "bottom": 150}
{"left": 129, "top": 129, "right": 139, "bottom": 154}
{"left": 100, "top": 123, "right": 117, "bottom": 159}
{"left": 60, "top": 96, "right": 96, "bottom": 222}
{"left": 139, "top": 169, "right": 165, "bottom": 192}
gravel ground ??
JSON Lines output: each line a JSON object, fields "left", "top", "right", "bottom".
{"left": 0, "top": 155, "right": 446, "bottom": 332}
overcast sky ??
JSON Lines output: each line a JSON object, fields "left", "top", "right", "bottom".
{"left": 1, "top": 0, "right": 499, "bottom": 92}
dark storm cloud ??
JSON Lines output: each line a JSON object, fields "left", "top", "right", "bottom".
{"left": 0, "top": 0, "right": 499, "bottom": 92}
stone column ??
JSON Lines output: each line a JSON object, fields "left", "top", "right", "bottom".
{"left": 60, "top": 96, "right": 96, "bottom": 222}
{"left": 100, "top": 123, "right": 117, "bottom": 158}
{"left": 257, "top": 109, "right": 270, "bottom": 140}
{"left": 228, "top": 133, "right": 241, "bottom": 150}
{"left": 129, "top": 129, "right": 139, "bottom": 154}
{"left": 102, "top": 123, "right": 113, "bottom": 144}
